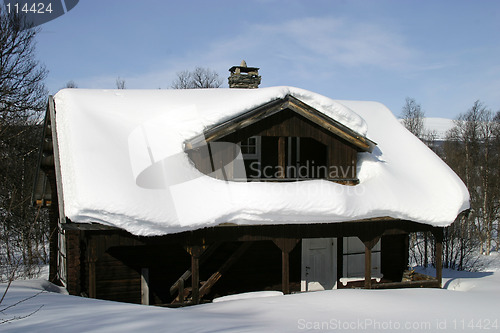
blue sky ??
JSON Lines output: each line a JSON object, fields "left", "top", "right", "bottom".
{"left": 24, "top": 0, "right": 500, "bottom": 118}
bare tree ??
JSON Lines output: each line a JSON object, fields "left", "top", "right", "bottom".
{"left": 115, "top": 77, "right": 126, "bottom": 89}
{"left": 171, "top": 67, "right": 222, "bottom": 89}
{"left": 401, "top": 97, "right": 425, "bottom": 139}
{"left": 444, "top": 101, "right": 499, "bottom": 260}
{"left": 64, "top": 80, "right": 78, "bottom": 88}
{"left": 0, "top": 6, "right": 49, "bottom": 280}
{"left": 401, "top": 97, "right": 434, "bottom": 267}
{"left": 0, "top": 8, "right": 47, "bottom": 127}
{"left": 494, "top": 111, "right": 500, "bottom": 251}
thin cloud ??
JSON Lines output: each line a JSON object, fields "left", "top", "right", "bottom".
{"left": 203, "top": 17, "right": 418, "bottom": 71}
{"left": 90, "top": 16, "right": 430, "bottom": 89}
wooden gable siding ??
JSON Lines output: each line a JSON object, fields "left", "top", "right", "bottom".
{"left": 221, "top": 108, "right": 359, "bottom": 163}
{"left": 187, "top": 95, "right": 375, "bottom": 153}
{"left": 187, "top": 109, "right": 358, "bottom": 181}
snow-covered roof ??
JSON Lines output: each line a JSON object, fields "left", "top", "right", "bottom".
{"left": 53, "top": 87, "right": 469, "bottom": 236}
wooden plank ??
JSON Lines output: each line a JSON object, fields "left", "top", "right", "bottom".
{"left": 273, "top": 239, "right": 299, "bottom": 294}
{"left": 282, "top": 251, "right": 290, "bottom": 294}
{"left": 337, "top": 237, "right": 343, "bottom": 285}
{"left": 191, "top": 254, "right": 200, "bottom": 304}
{"left": 278, "top": 137, "right": 286, "bottom": 179}
{"left": 434, "top": 227, "right": 443, "bottom": 288}
{"left": 62, "top": 223, "right": 125, "bottom": 231}
{"left": 370, "top": 279, "right": 441, "bottom": 289}
{"left": 47, "top": 96, "right": 66, "bottom": 226}
{"left": 364, "top": 245, "right": 372, "bottom": 289}
{"left": 198, "top": 242, "right": 253, "bottom": 298}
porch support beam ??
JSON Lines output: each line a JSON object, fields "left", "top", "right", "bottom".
{"left": 364, "top": 246, "right": 372, "bottom": 289}
{"left": 337, "top": 237, "right": 343, "bottom": 287}
{"left": 185, "top": 245, "right": 209, "bottom": 305}
{"left": 273, "top": 238, "right": 300, "bottom": 294}
{"left": 433, "top": 227, "right": 444, "bottom": 288}
{"left": 359, "top": 233, "right": 381, "bottom": 290}
{"left": 170, "top": 243, "right": 220, "bottom": 296}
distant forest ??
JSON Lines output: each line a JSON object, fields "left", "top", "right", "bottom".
{"left": 401, "top": 97, "right": 500, "bottom": 270}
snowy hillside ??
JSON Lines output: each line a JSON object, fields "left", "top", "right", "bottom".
{"left": 399, "top": 117, "right": 455, "bottom": 140}
{"left": 2, "top": 253, "right": 500, "bottom": 332}
{"left": 424, "top": 117, "right": 455, "bottom": 140}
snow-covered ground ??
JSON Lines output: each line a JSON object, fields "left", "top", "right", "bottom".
{"left": 1, "top": 253, "right": 500, "bottom": 332}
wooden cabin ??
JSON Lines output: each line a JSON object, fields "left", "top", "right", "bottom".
{"left": 33, "top": 63, "right": 469, "bottom": 305}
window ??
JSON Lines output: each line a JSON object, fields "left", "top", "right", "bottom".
{"left": 240, "top": 136, "right": 260, "bottom": 158}
{"left": 240, "top": 136, "right": 327, "bottom": 180}
{"left": 342, "top": 237, "right": 381, "bottom": 279}
{"left": 240, "top": 136, "right": 261, "bottom": 179}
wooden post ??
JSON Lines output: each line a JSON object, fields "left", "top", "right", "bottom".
{"left": 337, "top": 237, "right": 343, "bottom": 288}
{"left": 282, "top": 250, "right": 290, "bottom": 294}
{"left": 185, "top": 245, "right": 208, "bottom": 305}
{"left": 278, "top": 137, "right": 286, "bottom": 179}
{"left": 359, "top": 234, "right": 381, "bottom": 290}
{"left": 364, "top": 245, "right": 372, "bottom": 289}
{"left": 434, "top": 228, "right": 443, "bottom": 288}
{"left": 141, "top": 268, "right": 149, "bottom": 305}
{"left": 170, "top": 243, "right": 220, "bottom": 296}
{"left": 191, "top": 254, "right": 200, "bottom": 304}
{"left": 273, "top": 238, "right": 299, "bottom": 294}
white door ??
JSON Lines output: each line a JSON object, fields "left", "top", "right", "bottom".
{"left": 301, "top": 238, "right": 337, "bottom": 291}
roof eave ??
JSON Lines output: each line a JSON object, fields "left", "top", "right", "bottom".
{"left": 186, "top": 94, "right": 376, "bottom": 152}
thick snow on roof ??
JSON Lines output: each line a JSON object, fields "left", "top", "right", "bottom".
{"left": 54, "top": 87, "right": 469, "bottom": 236}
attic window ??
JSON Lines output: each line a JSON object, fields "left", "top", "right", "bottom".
{"left": 241, "top": 137, "right": 259, "bottom": 156}
{"left": 240, "top": 135, "right": 328, "bottom": 180}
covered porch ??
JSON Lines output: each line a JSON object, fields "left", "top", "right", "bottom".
{"left": 59, "top": 219, "right": 444, "bottom": 306}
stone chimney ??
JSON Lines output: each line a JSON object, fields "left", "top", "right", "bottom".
{"left": 228, "top": 60, "right": 261, "bottom": 88}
